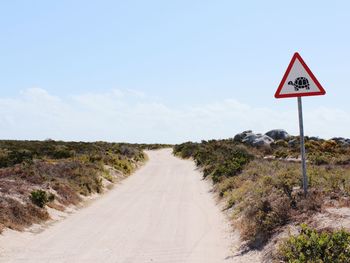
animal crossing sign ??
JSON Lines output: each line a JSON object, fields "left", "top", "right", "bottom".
{"left": 275, "top": 52, "right": 326, "bottom": 196}
{"left": 275, "top": 52, "right": 326, "bottom": 98}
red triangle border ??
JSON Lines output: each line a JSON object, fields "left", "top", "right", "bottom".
{"left": 275, "top": 52, "right": 326, "bottom": 98}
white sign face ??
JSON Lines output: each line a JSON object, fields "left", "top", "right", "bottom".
{"left": 275, "top": 53, "right": 326, "bottom": 98}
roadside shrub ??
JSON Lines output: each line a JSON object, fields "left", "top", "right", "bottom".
{"left": 101, "top": 169, "right": 114, "bottom": 182}
{"left": 0, "top": 149, "right": 34, "bottom": 168}
{"left": 305, "top": 140, "right": 321, "bottom": 152}
{"left": 52, "top": 182, "right": 81, "bottom": 205}
{"left": 68, "top": 165, "right": 103, "bottom": 195}
{"left": 321, "top": 140, "right": 338, "bottom": 152}
{"left": 0, "top": 140, "right": 146, "bottom": 165}
{"left": 0, "top": 197, "right": 49, "bottom": 231}
{"left": 0, "top": 149, "right": 10, "bottom": 168}
{"left": 335, "top": 155, "right": 350, "bottom": 165}
{"left": 30, "top": 190, "right": 54, "bottom": 208}
{"left": 308, "top": 166, "right": 350, "bottom": 195}
{"left": 277, "top": 224, "right": 350, "bottom": 262}
{"left": 211, "top": 158, "right": 248, "bottom": 183}
{"left": 52, "top": 145, "right": 74, "bottom": 159}
{"left": 118, "top": 144, "right": 139, "bottom": 158}
{"left": 222, "top": 160, "right": 322, "bottom": 247}
{"left": 239, "top": 185, "right": 292, "bottom": 247}
{"left": 274, "top": 140, "right": 289, "bottom": 148}
{"left": 173, "top": 142, "right": 199, "bottom": 159}
{"left": 197, "top": 143, "right": 253, "bottom": 182}
{"left": 309, "top": 153, "right": 330, "bottom": 165}
{"left": 274, "top": 149, "right": 289, "bottom": 159}
{"left": 113, "top": 159, "right": 134, "bottom": 175}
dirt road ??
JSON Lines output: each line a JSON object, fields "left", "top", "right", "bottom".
{"left": 0, "top": 149, "right": 234, "bottom": 263}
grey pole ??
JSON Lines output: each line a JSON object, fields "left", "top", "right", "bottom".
{"left": 297, "top": 97, "right": 308, "bottom": 195}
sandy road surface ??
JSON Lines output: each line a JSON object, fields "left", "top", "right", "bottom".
{"left": 0, "top": 149, "right": 235, "bottom": 263}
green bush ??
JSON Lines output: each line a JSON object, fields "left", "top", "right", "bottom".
{"left": 30, "top": 190, "right": 54, "bottom": 208}
{"left": 0, "top": 149, "right": 34, "bottom": 168}
{"left": 52, "top": 145, "right": 74, "bottom": 159}
{"left": 277, "top": 224, "right": 350, "bottom": 263}
{"left": 211, "top": 157, "right": 250, "bottom": 183}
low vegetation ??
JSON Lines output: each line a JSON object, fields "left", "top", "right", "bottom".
{"left": 174, "top": 134, "right": 350, "bottom": 258}
{"left": 30, "top": 190, "right": 55, "bottom": 208}
{"left": 0, "top": 140, "right": 153, "bottom": 233}
{"left": 276, "top": 224, "right": 350, "bottom": 262}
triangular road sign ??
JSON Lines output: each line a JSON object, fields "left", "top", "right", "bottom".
{"left": 275, "top": 52, "right": 326, "bottom": 98}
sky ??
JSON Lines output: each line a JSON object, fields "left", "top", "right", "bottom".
{"left": 0, "top": 0, "right": 349, "bottom": 143}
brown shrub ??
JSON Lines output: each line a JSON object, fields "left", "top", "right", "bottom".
{"left": 0, "top": 198, "right": 49, "bottom": 231}
{"left": 52, "top": 182, "right": 81, "bottom": 206}
{"left": 239, "top": 193, "right": 291, "bottom": 248}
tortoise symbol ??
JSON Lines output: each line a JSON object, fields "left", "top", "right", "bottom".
{"left": 288, "top": 77, "right": 310, "bottom": 91}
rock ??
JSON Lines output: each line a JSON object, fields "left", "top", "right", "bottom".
{"left": 265, "top": 129, "right": 290, "bottom": 140}
{"left": 234, "top": 131, "right": 274, "bottom": 148}
{"left": 332, "top": 137, "right": 343, "bottom": 143}
{"left": 251, "top": 135, "right": 274, "bottom": 147}
{"left": 242, "top": 133, "right": 259, "bottom": 144}
{"left": 233, "top": 130, "right": 252, "bottom": 142}
{"left": 331, "top": 137, "right": 350, "bottom": 146}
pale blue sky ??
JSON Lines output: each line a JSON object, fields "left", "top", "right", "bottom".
{"left": 0, "top": 1, "right": 349, "bottom": 143}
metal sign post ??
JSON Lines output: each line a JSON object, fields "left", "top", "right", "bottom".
{"left": 297, "top": 97, "right": 308, "bottom": 195}
{"left": 275, "top": 52, "right": 326, "bottom": 197}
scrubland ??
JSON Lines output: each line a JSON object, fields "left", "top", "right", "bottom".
{"left": 174, "top": 134, "right": 350, "bottom": 262}
{"left": 0, "top": 140, "right": 164, "bottom": 233}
